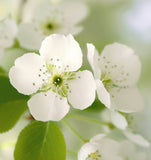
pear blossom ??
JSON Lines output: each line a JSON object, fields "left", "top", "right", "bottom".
{"left": 119, "top": 140, "right": 147, "bottom": 160}
{"left": 17, "top": 0, "right": 88, "bottom": 50}
{"left": 78, "top": 134, "right": 122, "bottom": 160}
{"left": 101, "top": 109, "right": 150, "bottom": 147}
{"left": 9, "top": 34, "right": 96, "bottom": 122}
{"left": 87, "top": 43, "right": 144, "bottom": 113}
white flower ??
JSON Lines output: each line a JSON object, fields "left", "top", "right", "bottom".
{"left": 119, "top": 140, "right": 147, "bottom": 160}
{"left": 87, "top": 43, "right": 144, "bottom": 113}
{"left": 101, "top": 109, "right": 150, "bottom": 147}
{"left": 0, "top": 17, "right": 17, "bottom": 49}
{"left": 78, "top": 134, "right": 122, "bottom": 160}
{"left": 17, "top": 0, "right": 88, "bottom": 50}
{"left": 9, "top": 34, "right": 96, "bottom": 122}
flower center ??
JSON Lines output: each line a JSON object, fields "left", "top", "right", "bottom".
{"left": 53, "top": 75, "right": 63, "bottom": 86}
{"left": 86, "top": 150, "right": 102, "bottom": 160}
{"left": 46, "top": 23, "right": 53, "bottom": 30}
{"left": 39, "top": 62, "right": 75, "bottom": 97}
{"left": 101, "top": 73, "right": 120, "bottom": 92}
{"left": 40, "top": 19, "right": 60, "bottom": 35}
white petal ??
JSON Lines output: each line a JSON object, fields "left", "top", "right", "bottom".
{"left": 99, "top": 138, "right": 121, "bottom": 160}
{"left": 110, "top": 111, "right": 128, "bottom": 130}
{"left": 110, "top": 86, "right": 144, "bottom": 113}
{"left": 90, "top": 134, "right": 106, "bottom": 144}
{"left": 68, "top": 70, "right": 96, "bottom": 110}
{"left": 100, "top": 43, "right": 141, "bottom": 86}
{"left": 78, "top": 143, "right": 98, "bottom": 160}
{"left": 40, "top": 34, "right": 83, "bottom": 71}
{"left": 21, "top": 0, "right": 46, "bottom": 22}
{"left": 57, "top": 25, "right": 83, "bottom": 35}
{"left": 0, "top": 18, "right": 17, "bottom": 48}
{"left": 58, "top": 1, "right": 88, "bottom": 25}
{"left": 96, "top": 80, "right": 111, "bottom": 108}
{"left": 9, "top": 53, "right": 45, "bottom": 95}
{"left": 17, "top": 23, "right": 44, "bottom": 50}
{"left": 87, "top": 43, "right": 101, "bottom": 79}
{"left": 124, "top": 130, "right": 150, "bottom": 147}
{"left": 101, "top": 109, "right": 112, "bottom": 122}
{"left": 28, "top": 90, "right": 70, "bottom": 121}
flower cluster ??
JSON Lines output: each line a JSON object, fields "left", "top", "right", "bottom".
{"left": 0, "top": 0, "right": 150, "bottom": 160}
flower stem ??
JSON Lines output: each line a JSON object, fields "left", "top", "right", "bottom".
{"left": 62, "top": 119, "right": 86, "bottom": 143}
{"left": 67, "top": 114, "right": 114, "bottom": 128}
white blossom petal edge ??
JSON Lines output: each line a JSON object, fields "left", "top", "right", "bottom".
{"left": 9, "top": 34, "right": 96, "bottom": 121}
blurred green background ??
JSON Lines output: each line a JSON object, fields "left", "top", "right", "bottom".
{"left": 0, "top": 0, "right": 151, "bottom": 159}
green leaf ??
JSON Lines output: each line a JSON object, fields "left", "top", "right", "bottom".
{"left": 0, "top": 76, "right": 28, "bottom": 104}
{"left": 85, "top": 99, "right": 105, "bottom": 112}
{"left": 0, "top": 100, "right": 28, "bottom": 132}
{"left": 14, "top": 121, "right": 66, "bottom": 160}
{"left": 0, "top": 76, "right": 28, "bottom": 132}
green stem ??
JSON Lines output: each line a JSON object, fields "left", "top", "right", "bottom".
{"left": 67, "top": 114, "right": 114, "bottom": 128}
{"left": 62, "top": 119, "right": 86, "bottom": 143}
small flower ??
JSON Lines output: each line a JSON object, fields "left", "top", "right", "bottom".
{"left": 0, "top": 17, "right": 17, "bottom": 49}
{"left": 119, "top": 140, "right": 147, "bottom": 160}
{"left": 87, "top": 43, "right": 144, "bottom": 113}
{"left": 78, "top": 134, "right": 122, "bottom": 160}
{"left": 17, "top": 1, "right": 88, "bottom": 50}
{"left": 101, "top": 109, "right": 150, "bottom": 147}
{"left": 9, "top": 34, "right": 96, "bottom": 121}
